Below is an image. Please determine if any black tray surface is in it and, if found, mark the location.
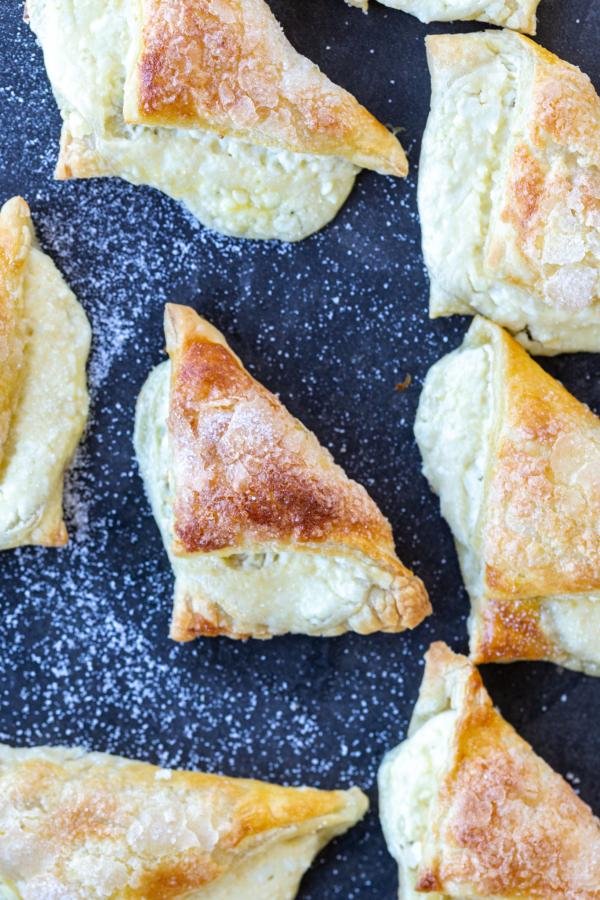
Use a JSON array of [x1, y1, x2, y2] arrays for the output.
[[1, 1, 599, 896]]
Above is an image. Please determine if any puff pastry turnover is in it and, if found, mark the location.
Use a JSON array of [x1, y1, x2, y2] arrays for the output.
[[379, 642, 600, 899], [345, 0, 540, 34], [415, 316, 600, 674], [0, 742, 367, 899], [419, 30, 600, 354], [26, 0, 407, 242], [0, 197, 90, 550], [135, 303, 430, 640]]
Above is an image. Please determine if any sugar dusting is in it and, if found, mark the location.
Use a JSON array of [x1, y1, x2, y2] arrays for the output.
[[1, 1, 600, 898]]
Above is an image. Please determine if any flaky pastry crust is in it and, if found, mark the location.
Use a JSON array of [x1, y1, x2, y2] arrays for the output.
[[420, 31, 600, 354], [380, 642, 600, 898], [135, 303, 429, 640], [416, 316, 600, 672], [123, 0, 407, 176], [0, 743, 367, 898], [0, 198, 31, 467]]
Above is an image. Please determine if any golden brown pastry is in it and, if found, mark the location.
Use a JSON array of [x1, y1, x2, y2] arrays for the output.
[[0, 742, 367, 898], [27, 0, 407, 242], [0, 200, 29, 466], [134, 303, 430, 640], [419, 30, 600, 354], [0, 197, 90, 550], [379, 642, 600, 899], [345, 0, 540, 34], [415, 316, 600, 674]]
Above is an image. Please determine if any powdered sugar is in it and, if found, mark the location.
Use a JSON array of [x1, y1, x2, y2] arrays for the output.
[[1, 1, 599, 897]]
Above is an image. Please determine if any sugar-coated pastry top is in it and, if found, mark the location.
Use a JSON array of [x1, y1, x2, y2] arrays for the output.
[[166, 305, 410, 567], [419, 30, 600, 354], [379, 642, 600, 899], [26, 0, 405, 241], [124, 0, 407, 176], [415, 316, 600, 674], [0, 198, 30, 466], [0, 743, 367, 899], [135, 304, 429, 640]]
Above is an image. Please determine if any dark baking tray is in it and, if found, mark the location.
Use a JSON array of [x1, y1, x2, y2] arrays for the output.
[[1, 1, 598, 896]]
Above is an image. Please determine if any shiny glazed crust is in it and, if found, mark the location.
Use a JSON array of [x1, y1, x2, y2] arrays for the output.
[[420, 31, 600, 354], [0, 743, 368, 898], [407, 643, 600, 897], [123, 0, 407, 176]]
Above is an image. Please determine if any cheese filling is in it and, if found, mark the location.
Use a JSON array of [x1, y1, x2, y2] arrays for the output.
[[378, 710, 457, 900], [414, 339, 493, 599], [135, 362, 398, 636], [0, 246, 90, 549]]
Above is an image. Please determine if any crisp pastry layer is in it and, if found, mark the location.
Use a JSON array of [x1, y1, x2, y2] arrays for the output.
[[345, 0, 539, 34], [0, 743, 367, 899], [0, 198, 90, 550], [379, 642, 600, 899], [27, 0, 406, 242], [415, 316, 600, 674], [134, 303, 430, 640], [419, 30, 600, 354]]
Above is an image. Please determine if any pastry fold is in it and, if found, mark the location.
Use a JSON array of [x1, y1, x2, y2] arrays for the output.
[[415, 316, 600, 674], [27, 0, 407, 242], [0, 743, 367, 898], [379, 642, 600, 899], [419, 30, 600, 354], [123, 0, 407, 176], [135, 303, 430, 640], [345, 0, 540, 34], [0, 197, 90, 550]]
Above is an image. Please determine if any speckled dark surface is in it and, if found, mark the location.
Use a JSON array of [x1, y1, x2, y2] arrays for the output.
[[0, 1, 599, 896]]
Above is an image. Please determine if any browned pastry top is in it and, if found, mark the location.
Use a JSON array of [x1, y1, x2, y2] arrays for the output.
[[166, 304, 414, 579], [124, 0, 408, 175]]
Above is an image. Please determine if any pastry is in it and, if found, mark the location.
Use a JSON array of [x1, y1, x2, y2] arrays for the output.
[[26, 0, 407, 243], [414, 316, 600, 674], [379, 642, 600, 899], [0, 197, 90, 550], [419, 30, 600, 354], [135, 303, 430, 640], [0, 742, 367, 898], [345, 0, 540, 34]]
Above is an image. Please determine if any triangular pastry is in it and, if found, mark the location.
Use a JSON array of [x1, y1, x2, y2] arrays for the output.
[[0, 743, 367, 898], [27, 0, 407, 242], [0, 197, 90, 550], [419, 30, 600, 354], [379, 642, 600, 899], [135, 303, 430, 640], [345, 0, 540, 34], [415, 316, 600, 674]]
